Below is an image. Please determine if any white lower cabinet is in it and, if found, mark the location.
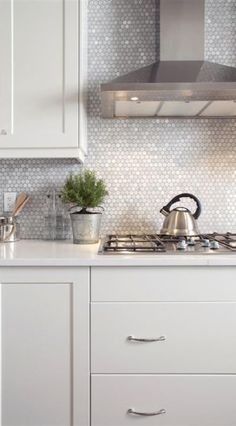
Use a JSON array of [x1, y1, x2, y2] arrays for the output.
[[91, 266, 236, 426], [0, 267, 90, 426], [1, 265, 236, 426], [92, 375, 236, 426]]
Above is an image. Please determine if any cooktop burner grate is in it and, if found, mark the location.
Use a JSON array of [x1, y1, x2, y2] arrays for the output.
[[103, 234, 166, 253], [203, 233, 236, 251], [100, 232, 236, 254]]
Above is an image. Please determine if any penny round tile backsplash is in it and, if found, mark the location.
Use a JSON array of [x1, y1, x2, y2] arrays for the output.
[[0, 0, 236, 239]]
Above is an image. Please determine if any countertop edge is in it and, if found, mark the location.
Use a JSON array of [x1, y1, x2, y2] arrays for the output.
[[0, 240, 236, 266]]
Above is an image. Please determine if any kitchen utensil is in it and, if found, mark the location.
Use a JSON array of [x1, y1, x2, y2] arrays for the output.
[[13, 192, 27, 211], [12, 193, 30, 217], [13, 196, 30, 216], [160, 193, 202, 237]]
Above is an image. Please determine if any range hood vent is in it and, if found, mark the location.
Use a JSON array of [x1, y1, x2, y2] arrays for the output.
[[101, 0, 236, 118]]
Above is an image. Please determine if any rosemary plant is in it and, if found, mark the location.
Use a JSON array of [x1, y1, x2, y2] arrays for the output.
[[61, 170, 108, 214]]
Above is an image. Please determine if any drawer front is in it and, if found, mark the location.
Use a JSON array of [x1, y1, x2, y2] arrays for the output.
[[91, 267, 236, 302], [91, 302, 236, 373], [91, 375, 236, 426]]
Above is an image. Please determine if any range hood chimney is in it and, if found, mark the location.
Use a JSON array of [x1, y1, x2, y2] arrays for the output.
[[101, 0, 236, 118]]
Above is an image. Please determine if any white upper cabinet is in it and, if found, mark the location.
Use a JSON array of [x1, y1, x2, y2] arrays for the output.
[[0, 0, 87, 160]]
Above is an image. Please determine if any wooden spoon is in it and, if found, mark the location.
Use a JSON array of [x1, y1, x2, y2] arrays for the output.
[[12, 193, 30, 217]]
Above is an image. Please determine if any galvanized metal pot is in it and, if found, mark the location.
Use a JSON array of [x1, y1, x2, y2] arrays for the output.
[[70, 212, 102, 244]]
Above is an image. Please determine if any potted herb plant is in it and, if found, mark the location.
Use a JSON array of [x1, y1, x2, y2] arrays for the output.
[[61, 170, 108, 244]]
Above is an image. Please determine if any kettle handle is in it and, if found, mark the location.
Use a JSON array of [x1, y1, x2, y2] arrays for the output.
[[161, 193, 202, 219]]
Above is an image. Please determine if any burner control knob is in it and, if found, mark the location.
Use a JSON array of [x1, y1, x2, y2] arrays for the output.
[[202, 239, 210, 248], [210, 240, 220, 250], [177, 240, 187, 250], [188, 237, 196, 246]]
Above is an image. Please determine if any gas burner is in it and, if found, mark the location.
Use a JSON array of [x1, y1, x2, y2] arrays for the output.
[[102, 234, 166, 253], [99, 233, 236, 254], [203, 233, 236, 251]]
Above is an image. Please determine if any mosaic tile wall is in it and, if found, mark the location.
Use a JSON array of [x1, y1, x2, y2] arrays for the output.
[[0, 0, 236, 239]]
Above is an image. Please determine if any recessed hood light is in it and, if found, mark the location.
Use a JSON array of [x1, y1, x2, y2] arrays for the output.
[[101, 0, 236, 119]]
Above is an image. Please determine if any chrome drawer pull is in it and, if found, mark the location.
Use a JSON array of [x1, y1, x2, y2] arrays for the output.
[[128, 408, 166, 417], [127, 335, 166, 343]]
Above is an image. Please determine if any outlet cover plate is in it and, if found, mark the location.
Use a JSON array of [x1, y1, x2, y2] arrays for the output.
[[3, 192, 17, 213]]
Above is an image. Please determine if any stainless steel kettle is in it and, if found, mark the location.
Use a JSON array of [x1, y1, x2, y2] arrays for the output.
[[160, 193, 202, 237]]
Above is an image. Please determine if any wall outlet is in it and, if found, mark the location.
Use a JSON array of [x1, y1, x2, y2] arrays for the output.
[[3, 192, 17, 213]]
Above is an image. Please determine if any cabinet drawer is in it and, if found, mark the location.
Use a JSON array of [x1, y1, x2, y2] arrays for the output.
[[91, 302, 236, 373], [91, 267, 236, 302], [91, 375, 236, 426]]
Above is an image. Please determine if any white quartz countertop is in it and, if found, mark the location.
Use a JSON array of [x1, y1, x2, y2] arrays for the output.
[[0, 240, 236, 266]]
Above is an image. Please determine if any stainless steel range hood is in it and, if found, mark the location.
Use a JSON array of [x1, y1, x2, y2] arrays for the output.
[[101, 0, 236, 118]]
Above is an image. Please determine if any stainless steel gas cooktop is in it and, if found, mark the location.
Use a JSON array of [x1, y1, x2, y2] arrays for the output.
[[99, 233, 236, 255]]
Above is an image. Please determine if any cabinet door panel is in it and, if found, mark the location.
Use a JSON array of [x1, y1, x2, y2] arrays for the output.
[[92, 302, 236, 373], [14, 0, 64, 135], [0, 0, 11, 135], [92, 375, 236, 426], [91, 266, 236, 302], [0, 266, 90, 426], [1, 283, 71, 426], [0, 0, 86, 159]]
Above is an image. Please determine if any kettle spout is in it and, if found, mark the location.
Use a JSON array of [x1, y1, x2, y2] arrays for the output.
[[160, 208, 169, 217]]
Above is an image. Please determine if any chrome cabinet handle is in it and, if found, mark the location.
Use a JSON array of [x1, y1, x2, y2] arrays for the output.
[[128, 408, 166, 417], [127, 335, 166, 342]]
